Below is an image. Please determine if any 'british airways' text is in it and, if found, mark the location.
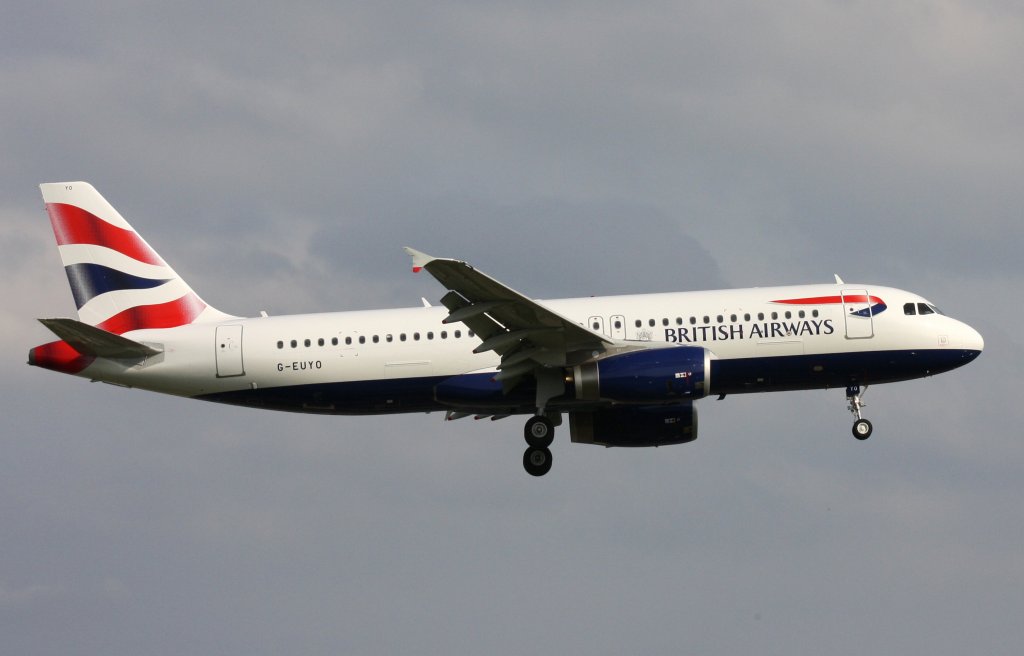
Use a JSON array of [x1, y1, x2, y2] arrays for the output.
[[663, 319, 835, 343]]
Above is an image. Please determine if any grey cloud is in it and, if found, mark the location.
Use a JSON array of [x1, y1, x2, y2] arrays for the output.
[[307, 195, 725, 300]]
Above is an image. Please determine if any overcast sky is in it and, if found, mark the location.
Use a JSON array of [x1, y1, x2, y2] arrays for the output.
[[2, 2, 1022, 654]]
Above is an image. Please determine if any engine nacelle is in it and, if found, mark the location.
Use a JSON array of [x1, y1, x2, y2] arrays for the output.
[[570, 404, 698, 447], [571, 346, 710, 404]]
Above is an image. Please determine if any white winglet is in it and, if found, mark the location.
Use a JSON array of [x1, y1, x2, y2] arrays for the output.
[[403, 247, 435, 273], [834, 274, 845, 284]]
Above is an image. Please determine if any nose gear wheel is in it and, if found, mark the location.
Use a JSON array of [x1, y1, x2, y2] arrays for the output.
[[846, 385, 873, 440]]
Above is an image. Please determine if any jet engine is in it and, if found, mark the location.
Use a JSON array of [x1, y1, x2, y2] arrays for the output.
[[569, 346, 711, 404]]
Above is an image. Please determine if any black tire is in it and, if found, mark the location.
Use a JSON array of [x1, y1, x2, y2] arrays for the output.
[[852, 419, 873, 440], [523, 447, 553, 477], [524, 415, 554, 448]]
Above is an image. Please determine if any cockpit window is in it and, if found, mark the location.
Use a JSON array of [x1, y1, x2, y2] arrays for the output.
[[917, 303, 934, 315], [904, 302, 917, 315]]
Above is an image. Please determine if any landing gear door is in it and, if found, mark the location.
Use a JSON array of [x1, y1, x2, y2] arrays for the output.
[[841, 289, 874, 339], [215, 325, 245, 377]]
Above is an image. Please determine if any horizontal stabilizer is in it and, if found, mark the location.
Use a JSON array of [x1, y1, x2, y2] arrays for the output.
[[38, 318, 162, 358]]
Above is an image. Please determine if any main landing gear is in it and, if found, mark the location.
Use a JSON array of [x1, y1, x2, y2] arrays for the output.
[[846, 385, 873, 440], [523, 415, 554, 477]]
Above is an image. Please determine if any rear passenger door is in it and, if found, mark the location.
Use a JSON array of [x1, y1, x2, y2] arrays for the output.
[[215, 325, 245, 377]]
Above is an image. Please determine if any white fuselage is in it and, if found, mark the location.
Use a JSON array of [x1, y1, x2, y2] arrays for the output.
[[76, 282, 984, 414]]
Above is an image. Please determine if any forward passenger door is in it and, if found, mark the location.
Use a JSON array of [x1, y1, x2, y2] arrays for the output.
[[842, 290, 875, 339]]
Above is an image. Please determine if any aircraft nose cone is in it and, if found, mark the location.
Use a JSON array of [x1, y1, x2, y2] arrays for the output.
[[962, 324, 984, 360]]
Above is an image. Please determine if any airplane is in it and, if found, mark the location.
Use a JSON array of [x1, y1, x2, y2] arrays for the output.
[[29, 182, 984, 476]]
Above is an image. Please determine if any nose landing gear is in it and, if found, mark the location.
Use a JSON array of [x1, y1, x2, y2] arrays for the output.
[[846, 385, 873, 440]]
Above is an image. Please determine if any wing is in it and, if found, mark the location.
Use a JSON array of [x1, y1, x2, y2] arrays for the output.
[[404, 247, 617, 392]]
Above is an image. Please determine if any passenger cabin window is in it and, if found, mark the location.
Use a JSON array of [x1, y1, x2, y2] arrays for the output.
[[277, 341, 284, 349]]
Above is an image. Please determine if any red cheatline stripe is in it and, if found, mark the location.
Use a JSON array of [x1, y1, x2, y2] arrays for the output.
[[46, 203, 166, 266], [772, 295, 883, 305], [95, 292, 207, 335], [771, 295, 842, 305]]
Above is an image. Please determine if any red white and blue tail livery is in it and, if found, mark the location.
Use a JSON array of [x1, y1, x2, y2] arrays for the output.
[[29, 182, 984, 476], [41, 182, 232, 330]]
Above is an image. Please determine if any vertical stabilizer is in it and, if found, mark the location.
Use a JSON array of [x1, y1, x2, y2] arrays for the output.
[[39, 182, 234, 334]]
